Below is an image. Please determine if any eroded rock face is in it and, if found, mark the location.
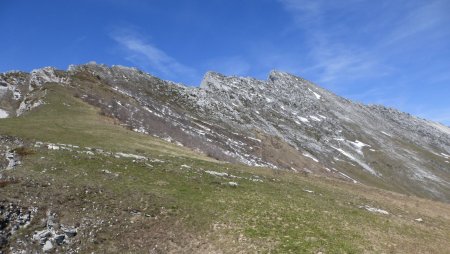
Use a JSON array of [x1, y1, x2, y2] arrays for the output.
[[0, 136, 24, 171], [31, 211, 78, 252], [1, 63, 449, 202], [0, 67, 68, 117], [0, 202, 37, 251]]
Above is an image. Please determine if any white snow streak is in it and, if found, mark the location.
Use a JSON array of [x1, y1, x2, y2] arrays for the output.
[[309, 116, 321, 122], [302, 152, 319, 163], [360, 205, 389, 215], [381, 131, 392, 137], [330, 145, 379, 176], [0, 109, 9, 118], [298, 116, 309, 123]]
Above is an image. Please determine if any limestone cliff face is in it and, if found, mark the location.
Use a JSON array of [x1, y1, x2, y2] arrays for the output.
[[1, 63, 449, 202]]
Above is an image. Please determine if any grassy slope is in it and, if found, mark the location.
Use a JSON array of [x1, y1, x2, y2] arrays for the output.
[[1, 85, 449, 253], [0, 85, 207, 159]]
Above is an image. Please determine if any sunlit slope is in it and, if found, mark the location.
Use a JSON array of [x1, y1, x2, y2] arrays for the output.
[[0, 84, 209, 160], [1, 83, 450, 253]]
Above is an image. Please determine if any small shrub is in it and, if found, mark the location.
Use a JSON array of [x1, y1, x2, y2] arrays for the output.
[[0, 179, 19, 188], [13, 147, 35, 156]]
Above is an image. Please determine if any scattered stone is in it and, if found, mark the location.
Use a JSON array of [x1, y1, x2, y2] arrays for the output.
[[414, 218, 423, 223], [205, 170, 229, 177], [61, 226, 77, 237], [4, 150, 20, 170], [42, 240, 53, 252], [54, 234, 65, 245], [30, 211, 78, 252], [0, 202, 37, 249], [47, 144, 60, 150], [228, 182, 238, 187], [33, 229, 52, 244]]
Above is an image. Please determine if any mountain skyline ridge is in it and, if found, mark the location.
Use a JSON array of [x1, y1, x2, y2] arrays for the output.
[[4, 61, 449, 128], [1, 0, 449, 125], [2, 62, 449, 202]]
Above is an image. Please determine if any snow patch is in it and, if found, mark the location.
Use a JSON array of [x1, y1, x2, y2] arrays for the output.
[[298, 116, 309, 123], [0, 108, 9, 118], [308, 88, 321, 99], [381, 131, 392, 137], [440, 153, 450, 159], [351, 140, 370, 149], [330, 145, 379, 176], [359, 205, 389, 215], [349, 140, 371, 155], [309, 116, 321, 122], [336, 170, 358, 183], [302, 152, 319, 163], [431, 151, 450, 160], [246, 136, 262, 143]]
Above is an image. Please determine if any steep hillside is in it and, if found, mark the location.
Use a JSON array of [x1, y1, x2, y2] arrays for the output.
[[0, 80, 449, 253], [2, 63, 448, 202]]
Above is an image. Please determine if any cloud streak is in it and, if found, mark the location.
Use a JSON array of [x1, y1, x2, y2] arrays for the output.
[[278, 0, 388, 88], [278, 0, 450, 84], [278, 0, 450, 124], [111, 28, 195, 81]]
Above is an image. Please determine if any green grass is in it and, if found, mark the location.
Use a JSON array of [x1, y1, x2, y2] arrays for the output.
[[1, 85, 450, 253], [0, 84, 208, 160]]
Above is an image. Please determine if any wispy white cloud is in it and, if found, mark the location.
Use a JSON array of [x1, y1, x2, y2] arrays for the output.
[[278, 0, 322, 26], [278, 0, 388, 86], [110, 28, 196, 80], [383, 0, 450, 45], [278, 0, 449, 86], [303, 40, 389, 85], [277, 0, 450, 124]]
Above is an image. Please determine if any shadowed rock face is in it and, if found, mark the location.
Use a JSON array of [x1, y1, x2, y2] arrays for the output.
[[1, 63, 449, 202]]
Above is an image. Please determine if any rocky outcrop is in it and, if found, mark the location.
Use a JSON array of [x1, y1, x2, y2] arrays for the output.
[[0, 136, 24, 171], [31, 211, 78, 253], [0, 67, 68, 117], [1, 63, 449, 202], [0, 202, 37, 252]]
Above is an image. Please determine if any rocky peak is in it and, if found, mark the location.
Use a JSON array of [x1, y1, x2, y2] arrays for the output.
[[199, 71, 231, 91], [268, 70, 297, 82], [30, 67, 68, 89]]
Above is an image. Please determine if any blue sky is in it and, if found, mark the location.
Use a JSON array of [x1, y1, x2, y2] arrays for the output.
[[1, 0, 449, 125]]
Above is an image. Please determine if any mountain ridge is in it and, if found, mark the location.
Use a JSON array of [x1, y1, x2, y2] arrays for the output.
[[1, 63, 449, 202]]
